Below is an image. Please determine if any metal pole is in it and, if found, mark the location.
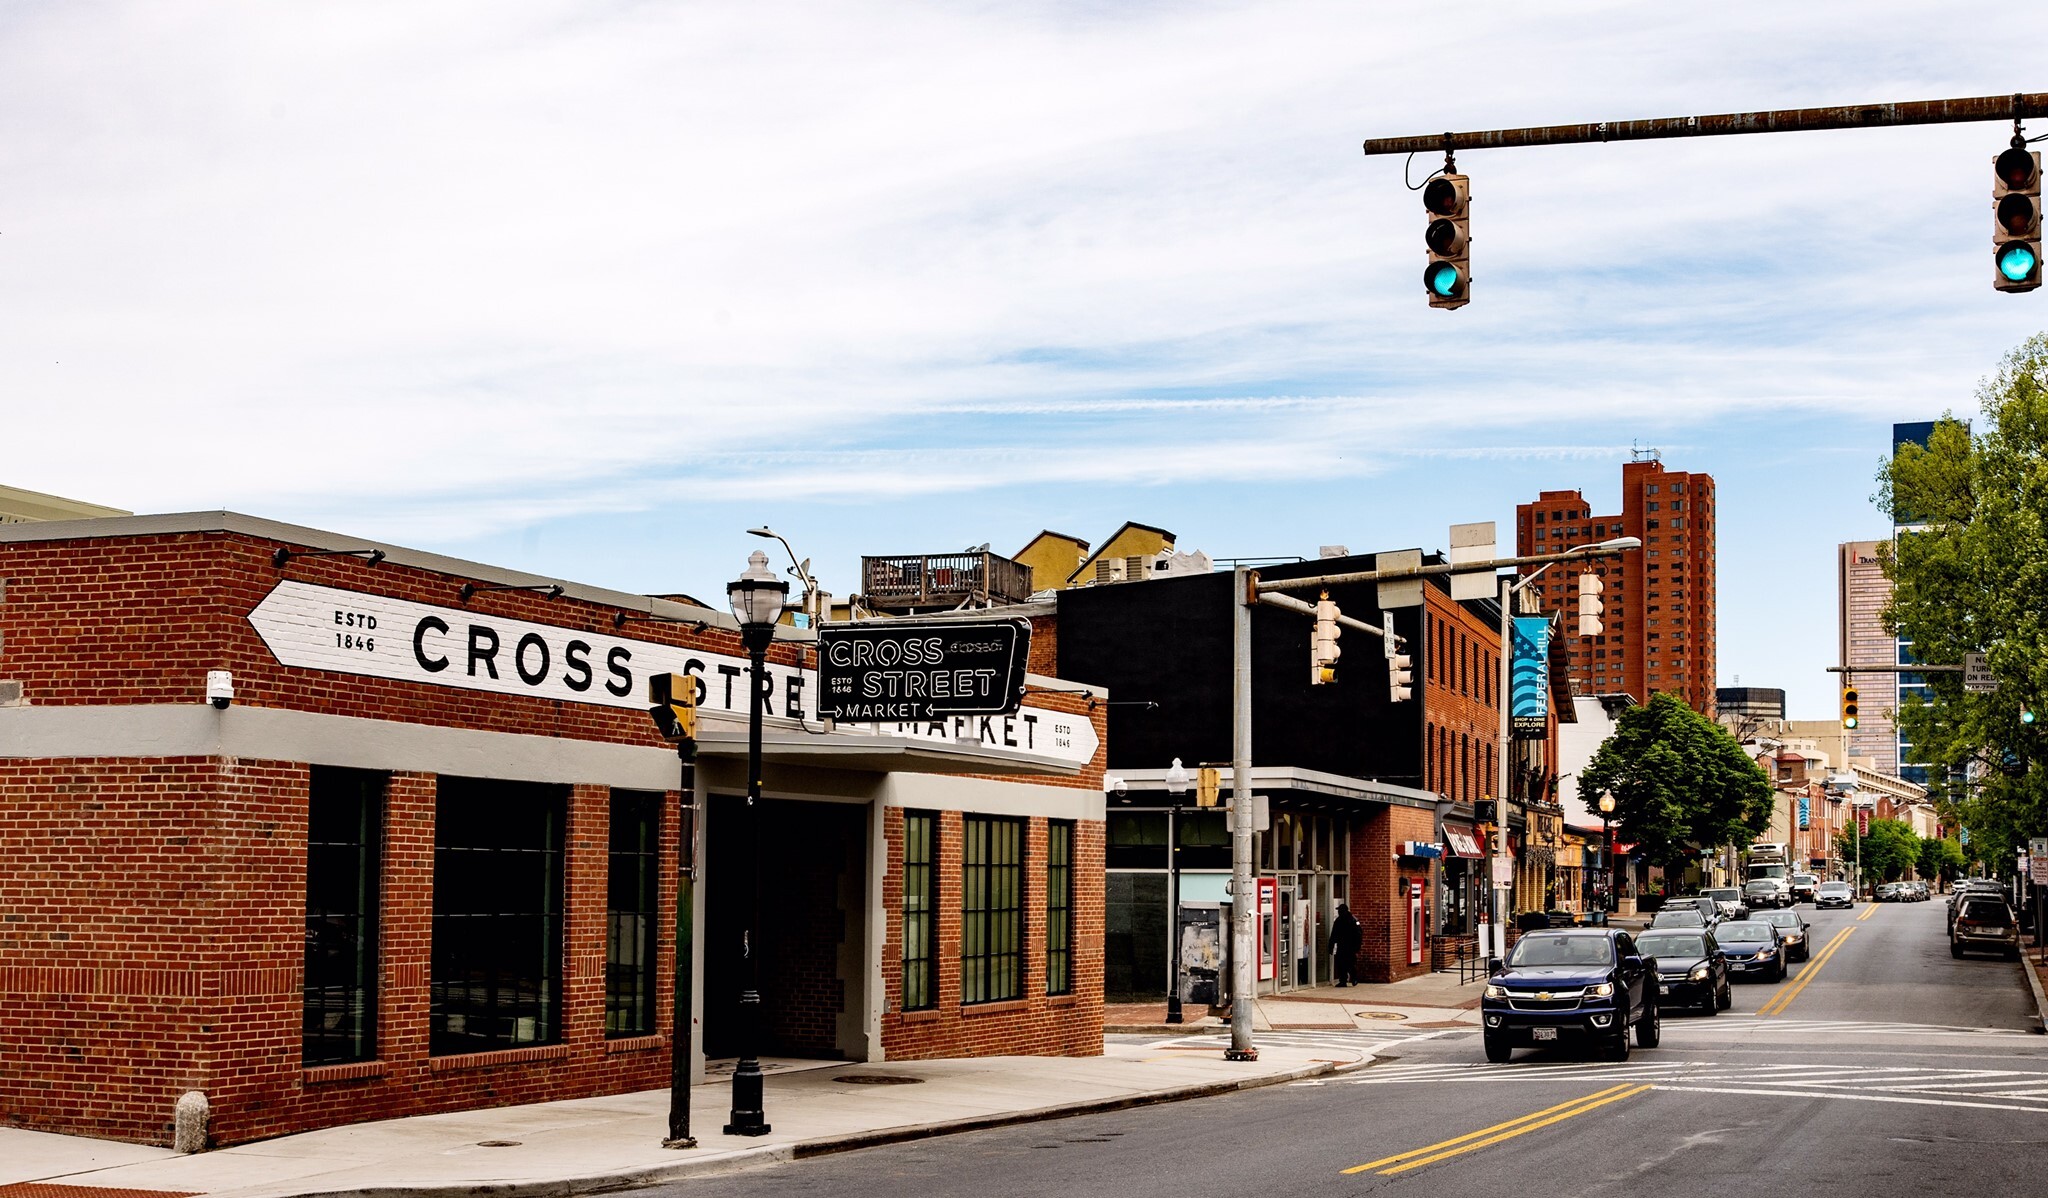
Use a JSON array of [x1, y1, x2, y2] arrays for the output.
[[1490, 573, 1513, 964], [664, 742, 698, 1149], [1165, 801, 1183, 1025], [1361, 92, 2048, 157], [723, 626, 773, 1136], [1227, 568, 1257, 1061]]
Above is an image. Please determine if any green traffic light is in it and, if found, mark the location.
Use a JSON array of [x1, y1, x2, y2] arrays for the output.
[[1998, 242, 2039, 283], [2023, 708, 2038, 726], [1425, 261, 1465, 297]]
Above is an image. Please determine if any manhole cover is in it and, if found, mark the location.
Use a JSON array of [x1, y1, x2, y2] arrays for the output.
[[833, 1073, 924, 1085], [1355, 1010, 1408, 1021], [476, 1140, 523, 1148]]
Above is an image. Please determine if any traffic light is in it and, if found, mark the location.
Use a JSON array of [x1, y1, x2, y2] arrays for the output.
[[1311, 593, 1342, 684], [2023, 707, 2038, 726], [1422, 173, 1470, 309], [1196, 766, 1221, 807], [1575, 571, 1604, 637], [1841, 685, 1860, 730], [1387, 646, 1414, 702], [1994, 144, 2042, 293], [647, 671, 699, 745]]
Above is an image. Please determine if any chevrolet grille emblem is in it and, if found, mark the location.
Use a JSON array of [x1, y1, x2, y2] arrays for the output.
[[1537, 991, 1552, 1001]]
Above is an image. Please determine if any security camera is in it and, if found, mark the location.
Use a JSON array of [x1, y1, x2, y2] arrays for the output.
[[1107, 776, 1127, 797], [205, 670, 234, 710]]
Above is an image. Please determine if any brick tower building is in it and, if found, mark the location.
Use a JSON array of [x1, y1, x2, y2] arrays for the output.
[[1513, 457, 1718, 717]]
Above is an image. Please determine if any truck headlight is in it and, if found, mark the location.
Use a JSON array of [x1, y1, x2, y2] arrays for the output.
[[1484, 984, 1508, 999], [1586, 982, 1614, 998]]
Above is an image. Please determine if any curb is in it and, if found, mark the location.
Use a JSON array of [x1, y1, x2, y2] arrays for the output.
[[2022, 939, 2048, 1034], [268, 1057, 1351, 1198]]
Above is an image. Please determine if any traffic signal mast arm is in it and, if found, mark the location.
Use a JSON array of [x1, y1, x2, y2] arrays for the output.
[[1256, 589, 1400, 643], [1362, 92, 2048, 156], [1253, 538, 1639, 597]]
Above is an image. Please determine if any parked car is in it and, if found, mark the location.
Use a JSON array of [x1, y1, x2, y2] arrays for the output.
[[1906, 881, 1930, 902], [1715, 919, 1788, 982], [1758, 908, 1812, 961], [1703, 887, 1751, 922], [1951, 897, 2021, 959], [1948, 879, 2006, 932], [1745, 878, 1793, 909], [1791, 873, 1821, 904], [1635, 928, 1731, 1015], [1876, 882, 1901, 902], [1482, 929, 1661, 1063], [1649, 907, 1710, 929], [1816, 880, 1854, 909]]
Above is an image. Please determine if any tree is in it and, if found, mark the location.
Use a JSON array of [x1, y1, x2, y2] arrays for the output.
[[1834, 818, 1921, 885], [1877, 334, 2048, 867], [1577, 693, 1775, 875], [1918, 835, 1966, 884]]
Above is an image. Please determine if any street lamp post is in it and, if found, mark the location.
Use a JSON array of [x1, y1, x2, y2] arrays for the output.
[[1598, 793, 1616, 914], [723, 550, 787, 1138], [1164, 758, 1190, 1024]]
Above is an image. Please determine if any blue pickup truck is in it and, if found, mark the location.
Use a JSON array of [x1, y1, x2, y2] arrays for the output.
[[1481, 928, 1661, 1063]]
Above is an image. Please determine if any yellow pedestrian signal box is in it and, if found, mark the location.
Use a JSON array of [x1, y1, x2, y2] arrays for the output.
[[648, 672, 699, 744]]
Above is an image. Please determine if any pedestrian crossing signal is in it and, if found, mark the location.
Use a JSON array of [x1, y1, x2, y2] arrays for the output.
[[648, 672, 699, 745]]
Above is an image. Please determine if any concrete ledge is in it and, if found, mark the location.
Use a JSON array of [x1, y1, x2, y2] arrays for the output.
[[2022, 940, 2048, 1034]]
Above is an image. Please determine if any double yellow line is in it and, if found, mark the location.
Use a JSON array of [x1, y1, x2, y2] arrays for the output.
[[1342, 1083, 1655, 1175], [1858, 902, 1881, 921], [1758, 925, 1856, 1016]]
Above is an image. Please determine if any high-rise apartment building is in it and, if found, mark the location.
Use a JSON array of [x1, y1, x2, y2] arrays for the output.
[[1514, 457, 1718, 715], [1838, 539, 1898, 773]]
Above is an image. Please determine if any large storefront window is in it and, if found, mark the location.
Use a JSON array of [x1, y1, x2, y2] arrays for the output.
[[1046, 820, 1074, 995], [902, 811, 937, 1011], [431, 778, 566, 1054], [605, 791, 660, 1038], [961, 815, 1024, 1004], [304, 767, 383, 1065]]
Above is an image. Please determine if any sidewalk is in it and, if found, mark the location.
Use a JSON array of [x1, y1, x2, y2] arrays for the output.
[[0, 1033, 1375, 1198], [1107, 968, 1486, 1034]]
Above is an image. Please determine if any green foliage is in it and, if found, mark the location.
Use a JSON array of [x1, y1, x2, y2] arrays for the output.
[[1577, 693, 1774, 867], [1877, 333, 2048, 864], [1834, 818, 1921, 884], [1918, 835, 1966, 883]]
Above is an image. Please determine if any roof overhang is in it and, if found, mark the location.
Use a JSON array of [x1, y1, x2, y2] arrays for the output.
[[1110, 765, 1441, 810], [693, 728, 1082, 777]]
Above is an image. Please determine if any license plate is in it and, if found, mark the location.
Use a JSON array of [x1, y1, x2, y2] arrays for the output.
[[1532, 1027, 1558, 1041]]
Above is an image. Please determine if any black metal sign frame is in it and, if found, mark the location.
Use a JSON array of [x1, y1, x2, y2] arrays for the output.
[[817, 619, 1030, 722]]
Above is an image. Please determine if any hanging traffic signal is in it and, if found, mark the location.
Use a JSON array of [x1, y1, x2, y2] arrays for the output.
[[1386, 647, 1414, 702], [2022, 707, 2038, 726], [648, 671, 699, 745], [1311, 592, 1342, 684], [1993, 144, 2041, 293], [1841, 685, 1860, 730], [1422, 173, 1470, 309], [1576, 571, 1604, 637]]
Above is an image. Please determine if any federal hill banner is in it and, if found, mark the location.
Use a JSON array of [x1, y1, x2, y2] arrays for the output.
[[1509, 615, 1551, 737], [247, 582, 1091, 767], [817, 619, 1030, 721]]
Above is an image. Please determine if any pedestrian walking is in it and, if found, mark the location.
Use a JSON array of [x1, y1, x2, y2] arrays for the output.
[[1330, 903, 1362, 987]]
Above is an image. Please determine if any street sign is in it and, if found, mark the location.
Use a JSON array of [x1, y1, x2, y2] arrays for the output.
[[816, 619, 1029, 721], [1965, 652, 1998, 693]]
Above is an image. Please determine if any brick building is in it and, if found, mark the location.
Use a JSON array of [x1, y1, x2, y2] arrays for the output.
[[1515, 456, 1718, 717], [0, 512, 1107, 1147]]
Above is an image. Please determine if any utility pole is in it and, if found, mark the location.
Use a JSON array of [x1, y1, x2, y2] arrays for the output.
[[1227, 567, 1257, 1061]]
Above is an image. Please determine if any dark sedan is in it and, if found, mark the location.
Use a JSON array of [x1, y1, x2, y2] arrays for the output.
[[1481, 929, 1661, 1063], [1758, 909, 1811, 962], [1715, 919, 1788, 982], [1635, 928, 1730, 1015]]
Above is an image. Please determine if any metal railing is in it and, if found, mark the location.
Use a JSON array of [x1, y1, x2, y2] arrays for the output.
[[860, 552, 1034, 611]]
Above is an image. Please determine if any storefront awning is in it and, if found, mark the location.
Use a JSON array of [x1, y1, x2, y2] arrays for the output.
[[694, 728, 1084, 777], [1443, 824, 1484, 858]]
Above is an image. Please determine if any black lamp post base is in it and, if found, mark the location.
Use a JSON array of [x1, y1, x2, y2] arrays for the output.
[[722, 1122, 772, 1137]]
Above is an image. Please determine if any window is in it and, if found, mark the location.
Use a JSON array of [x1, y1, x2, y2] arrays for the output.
[[902, 811, 937, 1011], [1046, 821, 1074, 995], [305, 768, 383, 1066], [431, 778, 566, 1055], [605, 791, 660, 1038], [962, 816, 1025, 1004]]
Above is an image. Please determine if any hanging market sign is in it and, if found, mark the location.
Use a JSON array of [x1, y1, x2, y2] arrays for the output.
[[816, 619, 1030, 721], [1509, 615, 1551, 737], [247, 582, 1090, 766]]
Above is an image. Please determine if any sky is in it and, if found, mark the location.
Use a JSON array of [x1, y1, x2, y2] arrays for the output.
[[5, 1, 2044, 720]]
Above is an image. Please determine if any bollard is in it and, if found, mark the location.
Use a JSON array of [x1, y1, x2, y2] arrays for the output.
[[173, 1091, 209, 1154]]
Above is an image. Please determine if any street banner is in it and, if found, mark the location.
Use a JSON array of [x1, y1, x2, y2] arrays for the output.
[[1510, 616, 1551, 737]]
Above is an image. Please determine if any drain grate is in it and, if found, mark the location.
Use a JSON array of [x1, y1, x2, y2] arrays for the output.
[[832, 1073, 924, 1085]]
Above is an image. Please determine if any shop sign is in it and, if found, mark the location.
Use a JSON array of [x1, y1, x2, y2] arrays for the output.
[[248, 582, 1093, 766], [816, 619, 1029, 721], [1509, 616, 1550, 737]]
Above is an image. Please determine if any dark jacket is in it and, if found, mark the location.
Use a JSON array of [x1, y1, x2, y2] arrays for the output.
[[1330, 911, 1363, 952]]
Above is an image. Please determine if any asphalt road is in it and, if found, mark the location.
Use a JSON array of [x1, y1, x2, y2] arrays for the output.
[[656, 899, 2047, 1197]]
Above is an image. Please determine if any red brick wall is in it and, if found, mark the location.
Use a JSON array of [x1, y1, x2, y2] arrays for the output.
[[877, 808, 1104, 1060], [1348, 805, 1438, 983]]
